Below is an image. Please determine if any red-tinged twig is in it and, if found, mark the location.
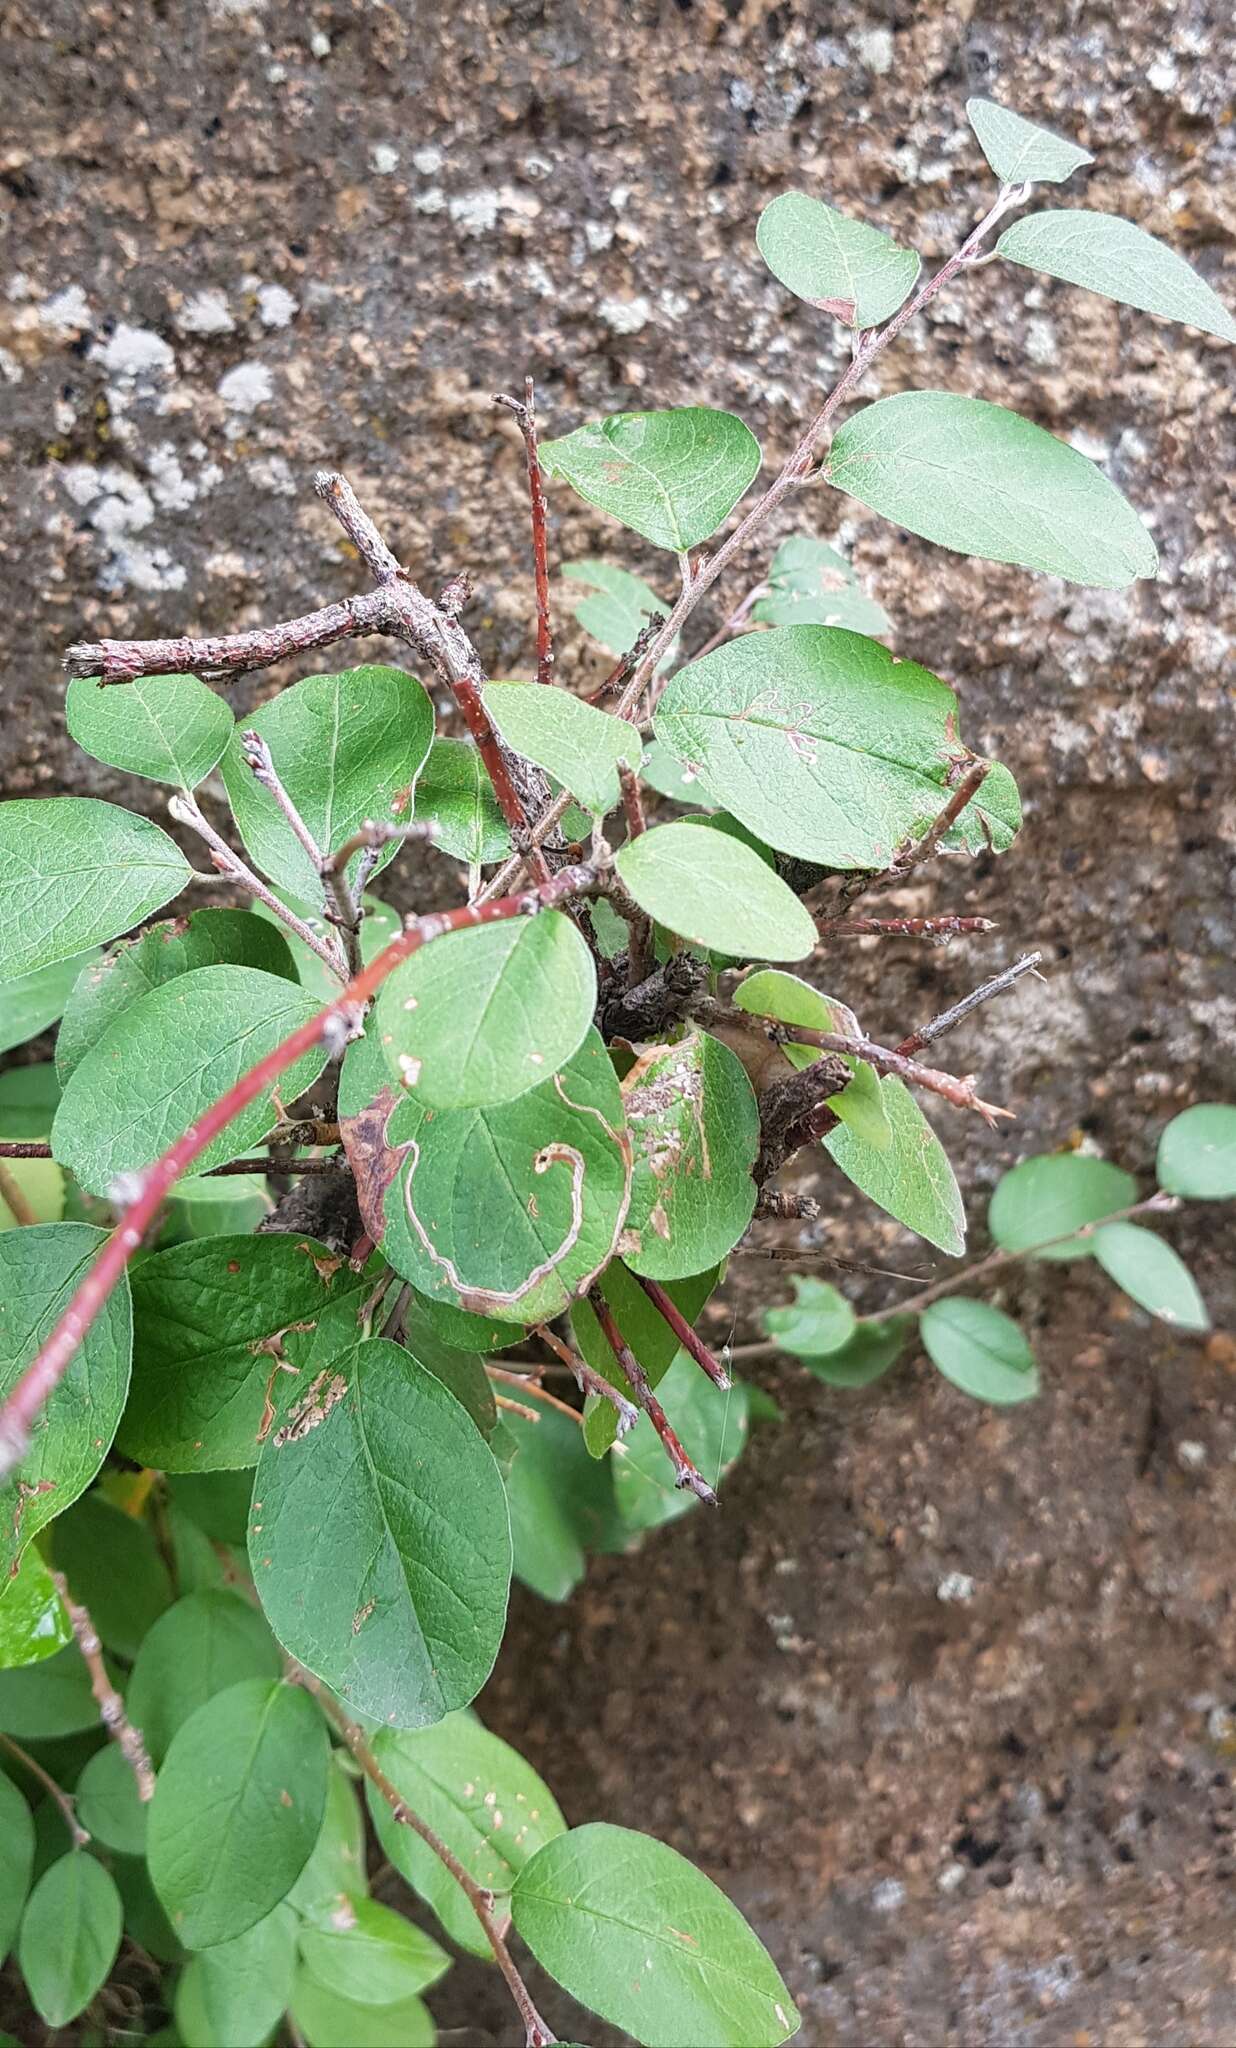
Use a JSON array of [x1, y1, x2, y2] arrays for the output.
[[820, 915, 996, 940], [485, 1364, 583, 1427], [50, 1571, 155, 1802], [0, 863, 603, 1479], [0, 1731, 90, 1846], [0, 1161, 36, 1227], [495, 381, 555, 688], [291, 1666, 558, 2048], [532, 1321, 639, 1438], [586, 1288, 717, 1503], [895, 952, 1043, 1058], [168, 791, 348, 981], [0, 1143, 51, 1160], [776, 1024, 1010, 1124], [632, 1273, 731, 1391]]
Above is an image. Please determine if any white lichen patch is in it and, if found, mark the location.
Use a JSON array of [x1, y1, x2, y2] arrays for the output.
[[91, 324, 175, 380], [257, 282, 299, 328], [175, 289, 234, 337], [218, 361, 274, 411], [38, 285, 92, 333]]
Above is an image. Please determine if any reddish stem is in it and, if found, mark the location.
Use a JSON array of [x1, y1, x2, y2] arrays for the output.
[[496, 381, 555, 688], [632, 1274, 730, 1391], [587, 1289, 717, 1504]]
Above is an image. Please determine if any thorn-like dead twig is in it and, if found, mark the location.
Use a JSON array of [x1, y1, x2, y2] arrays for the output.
[[168, 790, 349, 982], [494, 380, 555, 688], [895, 952, 1044, 1057], [586, 1287, 718, 1502], [631, 1274, 731, 1390]]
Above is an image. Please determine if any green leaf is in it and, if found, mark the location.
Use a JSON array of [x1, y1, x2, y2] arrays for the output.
[[1092, 1222, 1209, 1331], [127, 1590, 282, 1766], [541, 408, 761, 553], [0, 1774, 34, 1966], [987, 1153, 1136, 1260], [734, 969, 892, 1148], [615, 821, 816, 961], [0, 1064, 61, 1140], [17, 1851, 123, 2026], [621, 1032, 758, 1278], [612, 1356, 749, 1535], [562, 559, 675, 665], [122, 1235, 374, 1472], [290, 1974, 436, 2048], [512, 1823, 799, 2047], [66, 673, 233, 788], [502, 1404, 622, 1599], [166, 1168, 271, 1243], [573, 1262, 719, 1458], [178, 1903, 298, 2048], [299, 1897, 449, 2005], [824, 1078, 965, 1255], [0, 798, 192, 979], [51, 1494, 171, 1659], [52, 964, 330, 1196], [757, 191, 920, 328], [654, 628, 1015, 870], [220, 666, 434, 902], [148, 1677, 329, 1949], [1156, 1103, 1236, 1199], [797, 1316, 913, 1389], [405, 1288, 525, 1357], [825, 392, 1157, 589], [763, 1274, 856, 1357], [483, 682, 640, 815], [368, 1713, 566, 1957], [288, 1757, 368, 1924], [0, 1223, 132, 1578], [0, 1547, 71, 1670], [75, 1742, 149, 1855], [965, 98, 1093, 185], [167, 1468, 257, 1545], [0, 954, 98, 1057], [381, 1029, 631, 1326], [250, 1339, 512, 1728], [377, 912, 597, 1111], [413, 737, 511, 868], [997, 210, 1236, 344], [56, 907, 297, 1084], [920, 1298, 1039, 1405], [638, 740, 706, 804], [0, 1640, 101, 1738], [751, 535, 890, 636]]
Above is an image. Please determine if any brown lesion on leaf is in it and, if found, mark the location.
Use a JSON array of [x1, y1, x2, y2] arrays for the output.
[[352, 1599, 376, 1634], [9, 1476, 55, 1569], [339, 1083, 411, 1244], [273, 1369, 348, 1447]]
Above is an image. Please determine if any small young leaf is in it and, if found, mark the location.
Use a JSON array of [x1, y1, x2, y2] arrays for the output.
[[178, 1903, 298, 2048], [148, 1677, 329, 1949], [512, 1823, 799, 2047], [52, 963, 330, 1195], [751, 534, 890, 637], [798, 1316, 913, 1389], [1092, 1222, 1209, 1331], [0, 1546, 71, 1671], [611, 1356, 749, 1535], [920, 1297, 1039, 1405], [299, 1896, 449, 2005], [988, 1153, 1136, 1260], [289, 1974, 435, 2048], [368, 1713, 566, 1957], [826, 392, 1157, 589], [0, 1224, 132, 1579], [56, 907, 297, 1083], [621, 1032, 759, 1278], [734, 968, 892, 1148], [220, 666, 434, 902], [655, 627, 1014, 869], [75, 1743, 149, 1856], [483, 682, 640, 814], [997, 210, 1236, 344], [250, 1339, 512, 1728], [502, 1403, 623, 1600], [763, 1274, 856, 1357], [0, 1773, 34, 1964], [0, 798, 191, 980], [562, 559, 675, 665], [18, 1852, 123, 2026], [288, 1758, 368, 1924], [573, 1262, 719, 1458], [615, 821, 816, 961], [126, 1589, 282, 1765], [825, 1078, 965, 1255], [0, 953, 98, 1057], [965, 98, 1093, 185], [66, 673, 233, 788], [413, 736, 512, 867], [757, 191, 920, 327], [51, 1494, 171, 1659], [1156, 1103, 1236, 1200], [377, 912, 597, 1110], [541, 408, 761, 552]]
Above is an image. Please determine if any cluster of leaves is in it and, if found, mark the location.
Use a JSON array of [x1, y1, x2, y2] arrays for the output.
[[0, 95, 1233, 2046]]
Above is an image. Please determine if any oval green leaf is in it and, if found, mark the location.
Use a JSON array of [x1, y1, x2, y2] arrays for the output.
[[757, 191, 920, 327], [615, 821, 816, 961], [0, 1773, 34, 1964], [751, 534, 890, 636], [563, 559, 675, 665], [0, 1223, 132, 1578], [483, 682, 640, 814], [250, 1339, 512, 1728], [965, 98, 1093, 185], [0, 798, 191, 980], [0, 1640, 100, 1738], [299, 1896, 449, 2005], [796, 1316, 913, 1389], [1156, 1103, 1236, 1200], [17, 1851, 123, 2027], [290, 1974, 435, 2048], [178, 1903, 298, 2048], [52, 963, 330, 1195], [920, 1297, 1039, 1405], [826, 392, 1157, 589], [288, 1757, 368, 1924], [51, 1493, 171, 1659], [511, 1822, 800, 2048], [377, 912, 597, 1111], [762, 1274, 856, 1358], [621, 1032, 758, 1279], [148, 1677, 329, 1949], [541, 408, 761, 553], [127, 1589, 282, 1766], [66, 673, 233, 788], [988, 1153, 1136, 1260], [1092, 1221, 1208, 1331], [824, 1077, 965, 1255], [75, 1742, 150, 1856], [997, 210, 1236, 344], [413, 736, 511, 867], [0, 952, 98, 1057], [0, 1546, 71, 1670]]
